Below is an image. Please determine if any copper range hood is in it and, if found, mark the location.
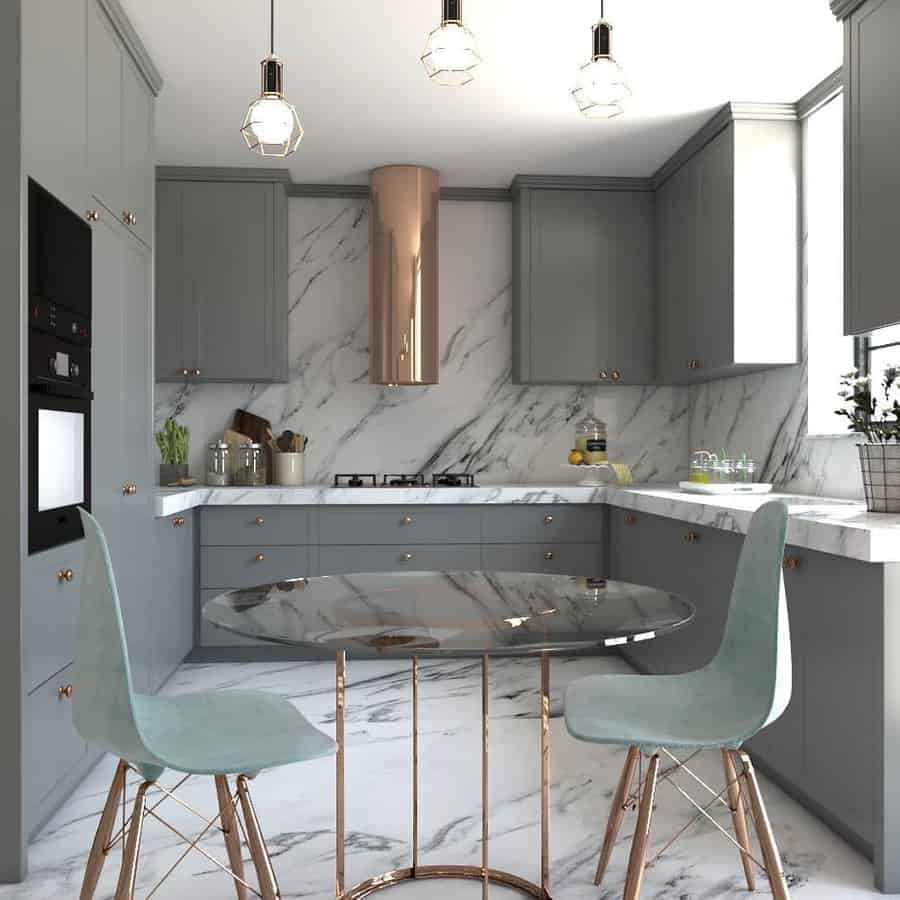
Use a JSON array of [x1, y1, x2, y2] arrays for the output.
[[369, 166, 440, 386]]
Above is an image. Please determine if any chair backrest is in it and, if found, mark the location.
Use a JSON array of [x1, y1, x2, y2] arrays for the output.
[[708, 500, 792, 737], [72, 508, 148, 762]]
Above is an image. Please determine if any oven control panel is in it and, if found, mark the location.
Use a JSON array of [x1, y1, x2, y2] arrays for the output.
[[29, 331, 91, 391], [30, 301, 90, 347]]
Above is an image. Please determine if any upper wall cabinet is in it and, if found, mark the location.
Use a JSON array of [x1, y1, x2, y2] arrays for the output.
[[87, 0, 155, 246], [654, 109, 801, 384], [155, 173, 289, 384], [512, 179, 654, 385], [837, 0, 900, 334]]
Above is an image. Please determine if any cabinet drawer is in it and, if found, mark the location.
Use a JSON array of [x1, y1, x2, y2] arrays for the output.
[[482, 506, 605, 543], [318, 544, 482, 575], [23, 543, 86, 694], [200, 546, 310, 589], [24, 665, 86, 826], [201, 508, 311, 546], [319, 507, 481, 545], [482, 543, 605, 576]]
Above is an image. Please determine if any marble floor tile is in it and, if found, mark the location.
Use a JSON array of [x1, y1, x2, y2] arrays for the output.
[[3, 657, 878, 899]]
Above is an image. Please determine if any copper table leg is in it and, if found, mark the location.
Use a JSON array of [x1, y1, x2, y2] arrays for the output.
[[336, 650, 346, 900], [540, 653, 550, 900]]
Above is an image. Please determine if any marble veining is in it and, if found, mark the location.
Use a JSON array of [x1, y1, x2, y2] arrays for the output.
[[6, 658, 875, 900], [155, 199, 690, 488]]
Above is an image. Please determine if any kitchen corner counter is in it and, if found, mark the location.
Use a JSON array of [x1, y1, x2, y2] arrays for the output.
[[154, 483, 900, 564]]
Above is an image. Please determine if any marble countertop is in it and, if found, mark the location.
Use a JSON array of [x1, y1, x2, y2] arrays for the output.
[[154, 483, 900, 564]]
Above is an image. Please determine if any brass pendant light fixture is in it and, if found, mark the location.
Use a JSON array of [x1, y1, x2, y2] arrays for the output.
[[241, 0, 304, 157], [572, 0, 631, 119], [421, 0, 482, 87]]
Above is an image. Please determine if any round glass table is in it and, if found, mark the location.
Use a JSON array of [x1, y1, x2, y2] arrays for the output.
[[204, 572, 693, 900]]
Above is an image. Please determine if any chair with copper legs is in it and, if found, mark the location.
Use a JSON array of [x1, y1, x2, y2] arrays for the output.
[[566, 501, 793, 899], [75, 509, 335, 899]]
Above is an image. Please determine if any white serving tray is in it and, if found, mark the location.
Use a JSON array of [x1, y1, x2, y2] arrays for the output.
[[678, 481, 773, 496]]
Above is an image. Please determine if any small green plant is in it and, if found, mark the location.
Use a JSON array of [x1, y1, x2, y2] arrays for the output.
[[836, 367, 900, 442], [155, 418, 189, 465]]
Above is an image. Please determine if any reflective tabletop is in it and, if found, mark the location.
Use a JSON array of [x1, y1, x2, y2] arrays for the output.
[[202, 571, 694, 656]]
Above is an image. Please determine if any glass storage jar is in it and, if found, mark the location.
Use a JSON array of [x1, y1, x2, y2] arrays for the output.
[[688, 450, 714, 484], [574, 414, 608, 464], [235, 442, 267, 487], [206, 441, 231, 486]]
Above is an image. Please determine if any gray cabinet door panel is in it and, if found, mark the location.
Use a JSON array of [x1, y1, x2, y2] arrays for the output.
[[318, 545, 482, 575], [202, 508, 311, 547], [481, 543, 605, 576], [319, 507, 480, 546], [482, 505, 605, 544], [201, 546, 311, 589], [121, 54, 154, 246], [23, 544, 86, 694], [24, 665, 86, 834], [154, 181, 187, 381]]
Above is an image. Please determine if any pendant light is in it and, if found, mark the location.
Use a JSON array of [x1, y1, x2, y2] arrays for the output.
[[241, 0, 303, 157], [572, 1, 631, 119], [421, 0, 482, 87]]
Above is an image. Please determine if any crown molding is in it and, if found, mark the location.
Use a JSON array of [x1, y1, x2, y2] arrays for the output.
[[728, 101, 799, 121], [97, 0, 163, 96], [796, 67, 843, 119], [510, 175, 654, 193], [287, 183, 368, 198], [441, 187, 512, 202], [831, 0, 867, 20], [157, 166, 292, 183]]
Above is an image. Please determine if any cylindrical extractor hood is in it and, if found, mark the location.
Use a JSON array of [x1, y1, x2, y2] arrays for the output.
[[369, 166, 440, 386]]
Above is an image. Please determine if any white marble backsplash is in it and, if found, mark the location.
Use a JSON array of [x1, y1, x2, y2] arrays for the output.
[[155, 199, 689, 486]]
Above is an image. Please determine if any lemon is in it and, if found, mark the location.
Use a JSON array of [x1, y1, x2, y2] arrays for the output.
[[568, 449, 585, 466]]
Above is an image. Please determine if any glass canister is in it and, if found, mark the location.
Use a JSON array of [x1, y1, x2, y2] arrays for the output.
[[206, 441, 231, 486], [574, 414, 608, 464], [735, 455, 757, 484], [235, 442, 267, 487], [688, 450, 714, 483]]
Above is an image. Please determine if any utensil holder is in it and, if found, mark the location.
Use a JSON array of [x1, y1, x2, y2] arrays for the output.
[[274, 452, 305, 486]]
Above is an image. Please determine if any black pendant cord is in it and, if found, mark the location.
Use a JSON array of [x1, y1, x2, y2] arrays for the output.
[[270, 0, 274, 55], [601, 0, 605, 19]]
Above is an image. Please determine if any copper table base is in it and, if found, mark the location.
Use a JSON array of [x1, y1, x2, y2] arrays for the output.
[[335, 651, 553, 900]]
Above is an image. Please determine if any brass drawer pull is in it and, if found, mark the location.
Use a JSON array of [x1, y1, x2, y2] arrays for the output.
[[544, 551, 555, 561], [179, 368, 190, 376], [192, 368, 201, 376], [58, 684, 74, 700], [85, 209, 100, 222], [122, 210, 137, 226], [254, 516, 266, 525], [122, 482, 138, 496], [173, 516, 185, 528], [684, 531, 700, 544], [624, 514, 638, 526], [611, 370, 622, 382], [783, 556, 802, 570], [543, 514, 554, 525], [402, 515, 415, 525], [254, 553, 265, 562], [687, 359, 703, 370], [401, 552, 414, 562], [598, 370, 609, 381], [57, 568, 75, 584]]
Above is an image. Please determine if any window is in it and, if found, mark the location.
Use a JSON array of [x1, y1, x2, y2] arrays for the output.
[[806, 92, 853, 436]]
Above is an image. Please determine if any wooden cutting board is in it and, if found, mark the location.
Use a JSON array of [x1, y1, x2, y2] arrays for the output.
[[231, 409, 275, 484]]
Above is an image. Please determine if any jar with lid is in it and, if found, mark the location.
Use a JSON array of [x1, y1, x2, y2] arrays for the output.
[[235, 442, 267, 487], [574, 414, 608, 464], [206, 441, 231, 487], [689, 450, 714, 484]]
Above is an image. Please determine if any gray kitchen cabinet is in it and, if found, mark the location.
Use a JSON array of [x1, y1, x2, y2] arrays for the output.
[[155, 175, 289, 383], [318, 544, 482, 575], [840, 0, 900, 333], [20, 0, 87, 214], [482, 505, 605, 544], [202, 507, 312, 547], [654, 111, 800, 383], [121, 52, 154, 246], [481, 543, 604, 576], [201, 546, 311, 590], [512, 179, 654, 385], [319, 506, 480, 545]]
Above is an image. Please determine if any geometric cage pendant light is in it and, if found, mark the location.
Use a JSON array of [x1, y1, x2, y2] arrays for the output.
[[241, 0, 304, 157], [572, 0, 631, 119], [421, 0, 482, 87]]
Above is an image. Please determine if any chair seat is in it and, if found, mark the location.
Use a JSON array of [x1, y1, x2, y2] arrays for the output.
[[565, 669, 768, 752], [129, 690, 335, 776]]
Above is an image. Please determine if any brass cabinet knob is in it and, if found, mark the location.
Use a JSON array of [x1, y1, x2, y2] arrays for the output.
[[684, 530, 700, 544], [544, 551, 555, 560], [598, 370, 609, 380], [687, 359, 703, 370], [543, 514, 554, 525], [122, 210, 136, 226], [624, 514, 638, 526], [85, 209, 100, 222], [122, 482, 138, 496], [58, 684, 74, 700], [192, 368, 201, 376], [254, 516, 266, 525], [611, 370, 622, 382], [402, 515, 415, 525], [179, 367, 190, 377], [173, 516, 185, 528], [401, 552, 414, 561], [254, 553, 265, 562], [783, 556, 802, 570], [57, 568, 75, 583]]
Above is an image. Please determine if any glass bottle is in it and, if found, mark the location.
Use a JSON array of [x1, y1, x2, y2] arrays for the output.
[[206, 441, 231, 487], [235, 442, 267, 487], [574, 414, 608, 464]]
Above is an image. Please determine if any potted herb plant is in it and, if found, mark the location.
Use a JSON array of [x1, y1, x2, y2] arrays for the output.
[[836, 367, 900, 512], [156, 418, 190, 486]]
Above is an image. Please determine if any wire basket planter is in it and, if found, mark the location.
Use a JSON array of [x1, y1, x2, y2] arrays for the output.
[[858, 444, 900, 513]]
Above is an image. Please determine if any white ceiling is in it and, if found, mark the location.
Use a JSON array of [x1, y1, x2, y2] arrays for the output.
[[122, 0, 843, 188]]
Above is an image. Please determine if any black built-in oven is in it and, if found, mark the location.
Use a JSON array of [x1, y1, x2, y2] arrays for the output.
[[27, 179, 92, 554]]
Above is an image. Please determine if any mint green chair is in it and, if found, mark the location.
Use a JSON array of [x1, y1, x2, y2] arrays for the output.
[[74, 509, 334, 900], [565, 501, 792, 900]]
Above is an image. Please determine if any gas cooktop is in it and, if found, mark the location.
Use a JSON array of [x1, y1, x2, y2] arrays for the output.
[[333, 473, 477, 488]]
